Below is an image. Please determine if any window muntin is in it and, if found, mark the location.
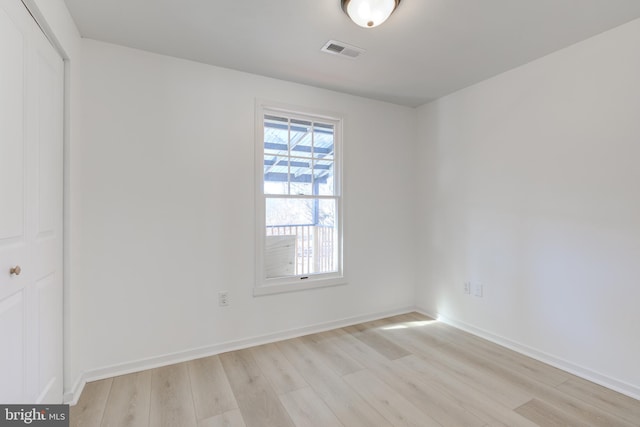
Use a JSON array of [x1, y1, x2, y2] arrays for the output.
[[256, 106, 343, 294]]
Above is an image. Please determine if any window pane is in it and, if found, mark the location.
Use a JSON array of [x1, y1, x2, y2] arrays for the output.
[[317, 199, 336, 227], [266, 198, 315, 227], [315, 199, 338, 273], [290, 158, 313, 195], [265, 197, 338, 277], [264, 156, 288, 194], [313, 160, 334, 195], [290, 119, 313, 158], [265, 114, 288, 123], [264, 115, 289, 156], [313, 122, 334, 160]]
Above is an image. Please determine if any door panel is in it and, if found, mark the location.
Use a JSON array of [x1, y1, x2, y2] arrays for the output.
[[0, 7, 26, 242], [36, 44, 61, 237], [0, 291, 25, 403], [36, 273, 62, 402], [0, 0, 64, 404], [31, 1, 64, 403]]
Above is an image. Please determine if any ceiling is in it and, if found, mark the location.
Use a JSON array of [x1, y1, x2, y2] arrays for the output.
[[62, 0, 640, 107]]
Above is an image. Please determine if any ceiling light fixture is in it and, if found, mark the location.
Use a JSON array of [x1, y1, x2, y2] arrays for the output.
[[341, 0, 401, 28]]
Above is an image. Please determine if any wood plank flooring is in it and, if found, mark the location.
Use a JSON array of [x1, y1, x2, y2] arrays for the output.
[[70, 313, 640, 427]]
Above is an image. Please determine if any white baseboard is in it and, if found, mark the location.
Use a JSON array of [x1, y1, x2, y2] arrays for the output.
[[414, 307, 640, 401], [64, 305, 415, 405], [64, 376, 85, 405]]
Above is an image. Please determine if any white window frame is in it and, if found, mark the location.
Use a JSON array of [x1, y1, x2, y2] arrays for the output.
[[254, 101, 345, 296]]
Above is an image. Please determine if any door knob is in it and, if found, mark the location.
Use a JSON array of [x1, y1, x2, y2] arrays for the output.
[[10, 265, 21, 276]]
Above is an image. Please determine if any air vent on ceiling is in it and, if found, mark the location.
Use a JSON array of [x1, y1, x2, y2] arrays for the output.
[[321, 40, 365, 59]]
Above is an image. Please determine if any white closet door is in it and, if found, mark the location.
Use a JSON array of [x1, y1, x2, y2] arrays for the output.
[[0, 0, 64, 404]]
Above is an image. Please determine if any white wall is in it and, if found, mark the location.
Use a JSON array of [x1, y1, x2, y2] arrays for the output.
[[416, 18, 640, 397], [73, 39, 417, 389]]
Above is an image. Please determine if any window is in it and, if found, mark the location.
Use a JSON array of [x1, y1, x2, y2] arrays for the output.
[[255, 103, 343, 295]]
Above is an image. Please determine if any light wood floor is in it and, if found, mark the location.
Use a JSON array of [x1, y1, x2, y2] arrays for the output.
[[70, 312, 640, 427]]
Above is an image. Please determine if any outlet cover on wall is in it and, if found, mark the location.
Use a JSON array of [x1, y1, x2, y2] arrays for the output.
[[464, 282, 471, 294], [218, 291, 229, 306], [473, 283, 483, 297]]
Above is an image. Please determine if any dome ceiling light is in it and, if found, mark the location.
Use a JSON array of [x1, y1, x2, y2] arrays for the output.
[[341, 0, 402, 28]]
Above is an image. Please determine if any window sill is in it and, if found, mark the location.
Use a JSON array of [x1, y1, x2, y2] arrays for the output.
[[253, 276, 346, 296]]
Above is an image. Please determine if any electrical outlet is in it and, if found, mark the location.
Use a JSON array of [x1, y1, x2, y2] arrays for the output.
[[473, 283, 483, 297], [464, 282, 471, 294], [218, 291, 229, 307]]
